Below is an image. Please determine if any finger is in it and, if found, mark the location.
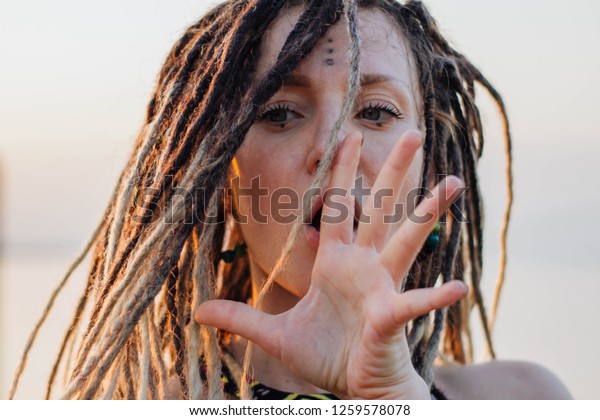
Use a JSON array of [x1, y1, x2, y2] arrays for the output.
[[379, 176, 464, 284], [387, 280, 467, 332], [356, 130, 421, 251], [194, 300, 279, 356], [320, 131, 362, 244]]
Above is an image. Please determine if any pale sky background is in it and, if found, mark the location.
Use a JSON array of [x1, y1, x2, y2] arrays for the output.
[[1, 0, 599, 399]]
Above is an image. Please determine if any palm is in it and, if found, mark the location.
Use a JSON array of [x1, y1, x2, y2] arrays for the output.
[[196, 131, 466, 399], [274, 245, 411, 397]]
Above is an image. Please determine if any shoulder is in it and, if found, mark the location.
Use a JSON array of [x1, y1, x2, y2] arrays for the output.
[[433, 360, 573, 400]]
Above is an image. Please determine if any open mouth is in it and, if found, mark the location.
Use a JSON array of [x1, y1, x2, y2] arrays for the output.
[[304, 194, 361, 250], [307, 198, 361, 232], [310, 206, 323, 231]]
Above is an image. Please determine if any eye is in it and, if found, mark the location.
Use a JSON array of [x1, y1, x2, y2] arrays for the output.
[[356, 101, 403, 127], [257, 103, 302, 128]]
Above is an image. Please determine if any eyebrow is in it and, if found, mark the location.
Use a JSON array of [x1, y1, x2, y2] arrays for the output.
[[361, 73, 398, 86], [282, 74, 312, 87], [282, 73, 401, 88]]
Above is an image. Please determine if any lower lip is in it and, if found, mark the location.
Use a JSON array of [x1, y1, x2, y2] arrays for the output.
[[304, 224, 320, 250], [303, 224, 359, 250]]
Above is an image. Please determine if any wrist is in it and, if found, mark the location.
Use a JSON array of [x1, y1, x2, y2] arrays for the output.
[[338, 375, 431, 400]]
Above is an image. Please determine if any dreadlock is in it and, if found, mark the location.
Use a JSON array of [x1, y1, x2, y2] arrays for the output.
[[9, 0, 513, 399]]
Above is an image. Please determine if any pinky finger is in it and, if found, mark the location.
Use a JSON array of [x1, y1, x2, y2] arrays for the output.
[[390, 280, 468, 329]]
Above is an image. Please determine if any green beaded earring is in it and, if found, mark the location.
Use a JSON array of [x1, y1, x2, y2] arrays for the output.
[[220, 242, 246, 263], [421, 223, 442, 255]]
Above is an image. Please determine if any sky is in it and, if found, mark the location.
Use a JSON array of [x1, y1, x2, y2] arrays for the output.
[[0, 0, 599, 399]]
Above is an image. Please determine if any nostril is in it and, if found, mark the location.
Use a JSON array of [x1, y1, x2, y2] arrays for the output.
[[313, 160, 321, 174]]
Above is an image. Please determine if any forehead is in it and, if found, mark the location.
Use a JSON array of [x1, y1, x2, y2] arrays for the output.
[[257, 6, 416, 90]]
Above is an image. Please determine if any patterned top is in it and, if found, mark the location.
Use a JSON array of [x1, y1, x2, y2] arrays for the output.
[[199, 355, 338, 400], [199, 354, 445, 400]]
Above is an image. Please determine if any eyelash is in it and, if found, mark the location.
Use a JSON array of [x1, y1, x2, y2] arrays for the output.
[[357, 101, 404, 120], [256, 101, 404, 126], [256, 103, 298, 120]]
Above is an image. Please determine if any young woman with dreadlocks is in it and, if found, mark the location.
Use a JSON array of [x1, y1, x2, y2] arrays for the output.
[[10, 0, 571, 400]]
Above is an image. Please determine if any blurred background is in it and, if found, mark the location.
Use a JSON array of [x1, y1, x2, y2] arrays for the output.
[[0, 0, 598, 399]]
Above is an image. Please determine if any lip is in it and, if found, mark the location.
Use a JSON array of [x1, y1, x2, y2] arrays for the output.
[[303, 193, 323, 251], [304, 224, 321, 250]]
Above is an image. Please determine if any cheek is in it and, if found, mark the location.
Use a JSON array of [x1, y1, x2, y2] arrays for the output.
[[362, 142, 424, 199], [406, 146, 424, 191], [234, 127, 303, 185], [234, 136, 281, 201], [402, 146, 424, 213], [230, 137, 303, 271]]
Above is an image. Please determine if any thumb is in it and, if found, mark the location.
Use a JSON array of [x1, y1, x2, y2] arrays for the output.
[[194, 300, 279, 354]]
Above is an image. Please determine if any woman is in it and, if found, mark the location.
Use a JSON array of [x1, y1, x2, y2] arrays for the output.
[[10, 0, 571, 399]]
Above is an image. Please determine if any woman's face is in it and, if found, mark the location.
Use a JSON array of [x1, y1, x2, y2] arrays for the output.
[[231, 7, 424, 306]]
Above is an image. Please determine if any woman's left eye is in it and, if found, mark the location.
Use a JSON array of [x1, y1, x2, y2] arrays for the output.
[[356, 102, 403, 126]]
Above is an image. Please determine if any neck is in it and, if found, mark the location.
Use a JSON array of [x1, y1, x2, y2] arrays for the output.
[[228, 336, 328, 394]]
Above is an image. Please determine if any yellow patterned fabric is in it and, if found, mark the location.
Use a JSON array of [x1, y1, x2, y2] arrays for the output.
[[199, 356, 338, 400]]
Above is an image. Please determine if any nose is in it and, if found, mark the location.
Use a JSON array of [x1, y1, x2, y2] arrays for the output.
[[306, 141, 323, 175], [305, 115, 351, 175]]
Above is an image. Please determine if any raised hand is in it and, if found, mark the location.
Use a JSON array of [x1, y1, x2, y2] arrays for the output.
[[195, 130, 467, 399]]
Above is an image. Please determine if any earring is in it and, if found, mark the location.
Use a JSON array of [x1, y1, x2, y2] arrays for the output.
[[421, 223, 442, 255], [221, 242, 246, 263]]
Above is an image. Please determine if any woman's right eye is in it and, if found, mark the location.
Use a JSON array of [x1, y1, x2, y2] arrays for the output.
[[257, 104, 302, 128]]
